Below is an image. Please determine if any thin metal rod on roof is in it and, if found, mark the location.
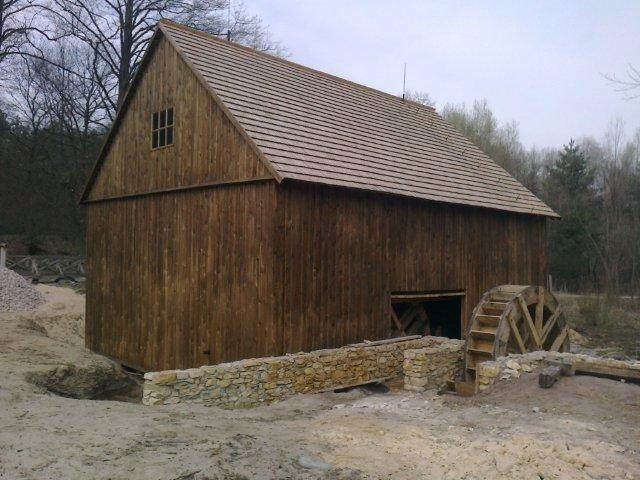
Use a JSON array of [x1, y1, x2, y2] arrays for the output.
[[227, 0, 232, 41], [402, 63, 407, 100]]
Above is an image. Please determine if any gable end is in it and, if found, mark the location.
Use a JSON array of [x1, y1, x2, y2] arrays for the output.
[[81, 26, 278, 203]]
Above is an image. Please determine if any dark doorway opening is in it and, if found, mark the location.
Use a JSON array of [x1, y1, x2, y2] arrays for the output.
[[390, 291, 464, 339]]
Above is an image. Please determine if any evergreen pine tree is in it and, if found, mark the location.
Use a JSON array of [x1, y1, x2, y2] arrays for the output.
[[544, 140, 600, 291]]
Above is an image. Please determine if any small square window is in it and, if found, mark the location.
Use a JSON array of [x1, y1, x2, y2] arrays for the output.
[[151, 107, 174, 150]]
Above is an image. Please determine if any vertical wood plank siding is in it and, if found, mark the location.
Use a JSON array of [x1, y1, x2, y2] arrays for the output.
[[278, 182, 547, 354], [84, 34, 278, 370], [87, 181, 546, 371], [85, 182, 280, 371], [87, 36, 270, 201]]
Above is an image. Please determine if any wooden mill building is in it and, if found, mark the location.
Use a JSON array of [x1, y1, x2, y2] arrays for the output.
[[81, 20, 557, 372]]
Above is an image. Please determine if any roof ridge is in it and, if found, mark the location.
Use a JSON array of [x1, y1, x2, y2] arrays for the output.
[[157, 19, 437, 115]]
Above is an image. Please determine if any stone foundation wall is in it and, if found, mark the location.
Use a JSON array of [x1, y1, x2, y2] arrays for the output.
[[476, 351, 640, 392], [402, 343, 464, 392], [143, 336, 462, 408]]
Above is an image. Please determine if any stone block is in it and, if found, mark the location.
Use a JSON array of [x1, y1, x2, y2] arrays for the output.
[[152, 371, 177, 385], [479, 364, 501, 378], [506, 360, 521, 371]]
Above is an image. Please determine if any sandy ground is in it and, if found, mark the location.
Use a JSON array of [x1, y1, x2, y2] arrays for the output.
[[1, 286, 639, 480]]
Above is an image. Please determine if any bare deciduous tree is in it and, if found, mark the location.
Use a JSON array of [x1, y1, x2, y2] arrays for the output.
[[1, 1, 285, 244], [50, 0, 286, 118], [3, 40, 107, 237], [1, 0, 44, 61], [606, 64, 640, 100], [404, 89, 435, 107]]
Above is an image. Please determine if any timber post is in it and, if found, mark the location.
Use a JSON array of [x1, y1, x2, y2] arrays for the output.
[[0, 243, 6, 268]]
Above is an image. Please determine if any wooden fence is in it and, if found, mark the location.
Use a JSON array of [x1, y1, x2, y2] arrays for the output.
[[4, 255, 85, 281]]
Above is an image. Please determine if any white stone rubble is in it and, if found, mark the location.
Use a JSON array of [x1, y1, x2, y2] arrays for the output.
[[0, 266, 44, 312]]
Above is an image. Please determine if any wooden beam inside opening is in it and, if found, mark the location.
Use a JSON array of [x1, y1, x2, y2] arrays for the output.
[[390, 308, 407, 336], [390, 291, 466, 302]]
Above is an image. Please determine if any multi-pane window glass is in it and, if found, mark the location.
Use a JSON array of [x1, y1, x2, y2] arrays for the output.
[[151, 107, 174, 149]]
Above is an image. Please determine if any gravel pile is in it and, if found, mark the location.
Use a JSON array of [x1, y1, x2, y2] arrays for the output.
[[0, 266, 45, 312]]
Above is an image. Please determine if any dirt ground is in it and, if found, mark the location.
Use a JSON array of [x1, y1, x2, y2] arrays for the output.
[[1, 286, 639, 480]]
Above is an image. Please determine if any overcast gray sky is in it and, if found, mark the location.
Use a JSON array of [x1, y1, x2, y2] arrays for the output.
[[250, 0, 640, 148]]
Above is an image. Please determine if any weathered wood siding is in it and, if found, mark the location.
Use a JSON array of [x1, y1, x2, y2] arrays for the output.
[[87, 35, 270, 201], [84, 29, 548, 372], [277, 182, 547, 353], [85, 33, 279, 370], [87, 180, 546, 370], [85, 182, 280, 370]]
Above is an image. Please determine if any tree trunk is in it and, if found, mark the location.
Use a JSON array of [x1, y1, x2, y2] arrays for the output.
[[117, 0, 134, 107]]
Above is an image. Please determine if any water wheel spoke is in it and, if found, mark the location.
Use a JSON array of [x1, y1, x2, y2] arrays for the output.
[[550, 326, 569, 351], [535, 288, 544, 331], [507, 316, 527, 353], [517, 295, 542, 349], [540, 305, 562, 344]]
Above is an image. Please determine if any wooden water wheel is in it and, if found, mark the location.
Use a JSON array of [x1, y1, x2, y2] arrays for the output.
[[464, 285, 570, 381]]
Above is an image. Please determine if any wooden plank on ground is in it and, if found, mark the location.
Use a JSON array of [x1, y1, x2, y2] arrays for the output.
[[354, 335, 422, 347], [572, 360, 640, 381]]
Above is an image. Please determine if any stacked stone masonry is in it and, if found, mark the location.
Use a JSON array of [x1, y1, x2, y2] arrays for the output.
[[476, 351, 640, 393], [402, 343, 464, 392], [143, 336, 463, 408]]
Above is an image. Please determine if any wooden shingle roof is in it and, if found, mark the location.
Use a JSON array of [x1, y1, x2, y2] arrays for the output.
[[137, 21, 560, 216]]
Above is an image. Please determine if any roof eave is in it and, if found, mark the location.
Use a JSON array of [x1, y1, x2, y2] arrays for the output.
[[79, 25, 166, 204], [279, 176, 560, 219]]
